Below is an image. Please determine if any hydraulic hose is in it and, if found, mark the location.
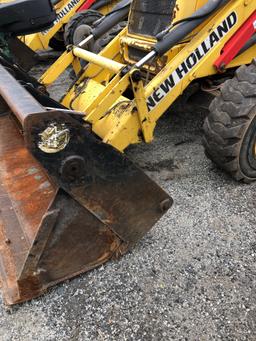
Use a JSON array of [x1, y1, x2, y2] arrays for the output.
[[238, 34, 256, 56], [92, 0, 131, 40], [91, 0, 113, 11], [154, 0, 229, 57]]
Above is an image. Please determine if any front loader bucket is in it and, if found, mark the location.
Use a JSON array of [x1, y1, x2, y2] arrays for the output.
[[0, 65, 172, 305]]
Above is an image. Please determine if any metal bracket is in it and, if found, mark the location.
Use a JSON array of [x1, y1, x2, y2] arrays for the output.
[[130, 69, 156, 143]]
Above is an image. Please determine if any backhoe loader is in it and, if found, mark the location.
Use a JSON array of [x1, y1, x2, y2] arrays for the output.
[[0, 0, 255, 305], [0, 0, 124, 71], [22, 0, 122, 51]]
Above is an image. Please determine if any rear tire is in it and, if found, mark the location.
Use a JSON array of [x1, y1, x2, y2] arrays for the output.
[[203, 60, 256, 182], [64, 10, 102, 46]]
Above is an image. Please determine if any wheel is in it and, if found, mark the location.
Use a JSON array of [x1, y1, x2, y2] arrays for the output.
[[64, 10, 102, 47], [93, 21, 127, 53], [203, 60, 256, 182], [49, 31, 65, 51]]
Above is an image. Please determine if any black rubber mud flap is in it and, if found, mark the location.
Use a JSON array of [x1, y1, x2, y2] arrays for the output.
[[8, 37, 37, 72]]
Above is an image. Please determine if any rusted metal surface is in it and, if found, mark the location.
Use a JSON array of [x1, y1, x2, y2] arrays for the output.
[[13, 191, 122, 304], [0, 115, 57, 304], [0, 63, 44, 125], [0, 115, 122, 304], [0, 67, 172, 304], [25, 110, 172, 244], [0, 116, 57, 242]]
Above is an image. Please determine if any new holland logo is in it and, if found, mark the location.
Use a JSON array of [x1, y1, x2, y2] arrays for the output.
[[42, 0, 81, 35], [147, 12, 238, 111]]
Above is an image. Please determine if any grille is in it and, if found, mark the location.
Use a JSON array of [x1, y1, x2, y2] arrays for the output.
[[128, 0, 177, 37]]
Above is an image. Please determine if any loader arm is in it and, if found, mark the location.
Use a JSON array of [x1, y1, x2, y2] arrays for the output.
[[41, 0, 256, 151]]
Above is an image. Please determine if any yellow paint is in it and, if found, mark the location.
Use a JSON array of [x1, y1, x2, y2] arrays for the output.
[[73, 47, 125, 73], [20, 0, 118, 52], [40, 0, 255, 152]]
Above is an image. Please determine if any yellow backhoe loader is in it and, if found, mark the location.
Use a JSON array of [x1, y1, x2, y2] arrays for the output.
[[0, 0, 125, 71], [0, 0, 255, 305], [22, 0, 121, 52]]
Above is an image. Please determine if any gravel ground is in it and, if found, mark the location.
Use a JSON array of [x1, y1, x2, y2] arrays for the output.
[[0, 64, 256, 341]]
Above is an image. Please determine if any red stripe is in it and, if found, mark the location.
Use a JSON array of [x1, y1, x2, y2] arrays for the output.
[[77, 0, 96, 11], [214, 11, 256, 71]]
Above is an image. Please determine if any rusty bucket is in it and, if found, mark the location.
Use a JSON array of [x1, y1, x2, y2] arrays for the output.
[[0, 64, 172, 305]]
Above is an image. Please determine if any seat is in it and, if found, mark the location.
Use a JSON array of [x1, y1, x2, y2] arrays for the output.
[[0, 0, 56, 35]]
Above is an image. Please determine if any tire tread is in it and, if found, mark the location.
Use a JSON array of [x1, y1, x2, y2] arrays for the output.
[[203, 60, 256, 182]]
